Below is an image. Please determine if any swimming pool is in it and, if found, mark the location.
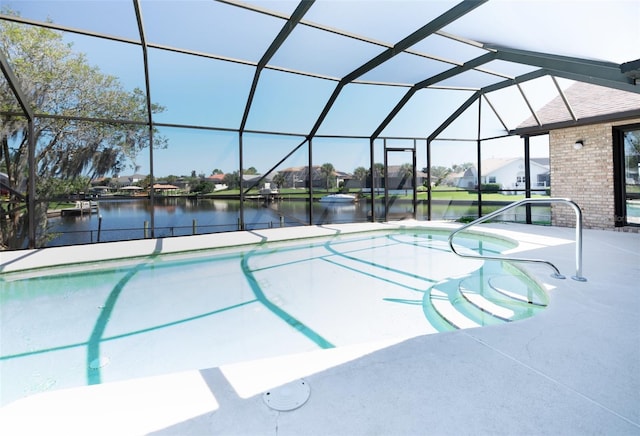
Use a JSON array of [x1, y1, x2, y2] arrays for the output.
[[0, 227, 548, 406]]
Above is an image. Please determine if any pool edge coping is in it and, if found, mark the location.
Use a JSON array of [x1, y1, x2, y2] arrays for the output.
[[1, 221, 459, 274]]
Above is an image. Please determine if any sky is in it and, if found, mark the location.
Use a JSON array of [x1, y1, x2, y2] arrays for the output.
[[4, 0, 639, 177]]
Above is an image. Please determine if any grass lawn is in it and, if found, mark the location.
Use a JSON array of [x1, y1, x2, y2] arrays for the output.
[[208, 187, 550, 203], [361, 187, 549, 202], [47, 201, 77, 210]]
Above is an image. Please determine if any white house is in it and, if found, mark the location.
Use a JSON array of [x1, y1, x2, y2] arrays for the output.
[[112, 174, 147, 187], [449, 158, 550, 193], [480, 157, 549, 192]]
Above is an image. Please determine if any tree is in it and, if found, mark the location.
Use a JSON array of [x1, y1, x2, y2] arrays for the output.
[[224, 171, 240, 190], [38, 176, 91, 198], [139, 174, 153, 189], [451, 162, 474, 173], [353, 166, 367, 188], [0, 10, 167, 248], [320, 162, 335, 190], [272, 172, 286, 189], [429, 166, 451, 186], [190, 180, 214, 195], [244, 167, 258, 175], [211, 168, 223, 175], [398, 163, 413, 188], [367, 163, 384, 191]]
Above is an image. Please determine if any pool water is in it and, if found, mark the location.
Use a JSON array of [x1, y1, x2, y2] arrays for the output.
[[0, 229, 547, 406]]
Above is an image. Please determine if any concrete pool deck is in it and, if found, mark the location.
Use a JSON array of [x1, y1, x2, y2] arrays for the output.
[[1, 222, 639, 435]]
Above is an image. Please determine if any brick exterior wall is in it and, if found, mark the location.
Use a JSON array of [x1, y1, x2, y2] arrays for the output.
[[549, 117, 640, 229]]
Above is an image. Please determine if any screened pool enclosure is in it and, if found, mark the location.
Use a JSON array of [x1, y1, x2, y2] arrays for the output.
[[1, 0, 639, 248]]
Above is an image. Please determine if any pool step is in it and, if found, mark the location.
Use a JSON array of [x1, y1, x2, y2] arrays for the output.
[[430, 288, 482, 329], [459, 287, 515, 322], [426, 271, 547, 331], [488, 275, 547, 307]]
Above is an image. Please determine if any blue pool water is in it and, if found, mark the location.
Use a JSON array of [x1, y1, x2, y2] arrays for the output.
[[0, 229, 547, 406]]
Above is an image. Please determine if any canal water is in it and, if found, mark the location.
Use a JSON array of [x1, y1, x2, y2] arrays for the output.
[[46, 197, 548, 247], [46, 198, 379, 247]]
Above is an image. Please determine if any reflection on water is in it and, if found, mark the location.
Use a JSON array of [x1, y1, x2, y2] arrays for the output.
[[46, 197, 552, 247], [46, 198, 379, 247]]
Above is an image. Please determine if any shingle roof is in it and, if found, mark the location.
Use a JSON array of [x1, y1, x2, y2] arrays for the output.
[[531, 157, 550, 167], [480, 158, 519, 174], [516, 82, 640, 132]]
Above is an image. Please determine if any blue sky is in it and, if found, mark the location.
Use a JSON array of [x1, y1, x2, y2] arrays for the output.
[[5, 0, 639, 177]]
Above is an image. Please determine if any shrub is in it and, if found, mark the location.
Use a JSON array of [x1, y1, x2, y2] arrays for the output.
[[481, 183, 500, 193]]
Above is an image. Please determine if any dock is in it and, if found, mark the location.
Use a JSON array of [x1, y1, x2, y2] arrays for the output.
[[60, 201, 99, 216]]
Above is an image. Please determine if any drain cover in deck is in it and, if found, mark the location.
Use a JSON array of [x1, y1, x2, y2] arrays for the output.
[[262, 379, 310, 411]]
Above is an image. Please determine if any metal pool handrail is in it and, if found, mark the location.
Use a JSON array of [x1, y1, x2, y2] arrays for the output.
[[447, 198, 586, 282]]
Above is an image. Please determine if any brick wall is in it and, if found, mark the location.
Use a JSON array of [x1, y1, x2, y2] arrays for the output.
[[549, 117, 640, 229]]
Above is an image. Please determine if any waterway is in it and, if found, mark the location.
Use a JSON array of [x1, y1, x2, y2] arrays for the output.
[[45, 197, 549, 247], [46, 197, 376, 247]]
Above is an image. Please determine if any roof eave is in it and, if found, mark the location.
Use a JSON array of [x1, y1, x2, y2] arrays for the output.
[[511, 108, 640, 136]]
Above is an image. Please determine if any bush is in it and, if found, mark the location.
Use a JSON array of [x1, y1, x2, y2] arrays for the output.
[[480, 183, 500, 193], [457, 216, 477, 223], [190, 181, 215, 194]]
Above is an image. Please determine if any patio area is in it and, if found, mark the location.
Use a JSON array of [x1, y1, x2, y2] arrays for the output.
[[1, 222, 638, 435]]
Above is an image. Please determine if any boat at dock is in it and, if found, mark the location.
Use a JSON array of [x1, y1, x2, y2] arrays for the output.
[[319, 194, 356, 203], [259, 183, 280, 201], [60, 201, 99, 216]]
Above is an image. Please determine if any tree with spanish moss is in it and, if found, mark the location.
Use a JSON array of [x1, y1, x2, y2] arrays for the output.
[[0, 9, 167, 248]]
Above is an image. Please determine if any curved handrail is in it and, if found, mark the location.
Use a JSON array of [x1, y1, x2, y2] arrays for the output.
[[448, 198, 586, 281]]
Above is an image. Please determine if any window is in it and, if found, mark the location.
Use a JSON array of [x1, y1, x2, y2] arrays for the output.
[[613, 124, 640, 226]]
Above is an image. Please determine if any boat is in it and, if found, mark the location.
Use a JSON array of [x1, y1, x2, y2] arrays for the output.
[[319, 193, 356, 203], [259, 182, 279, 196], [259, 183, 280, 201]]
